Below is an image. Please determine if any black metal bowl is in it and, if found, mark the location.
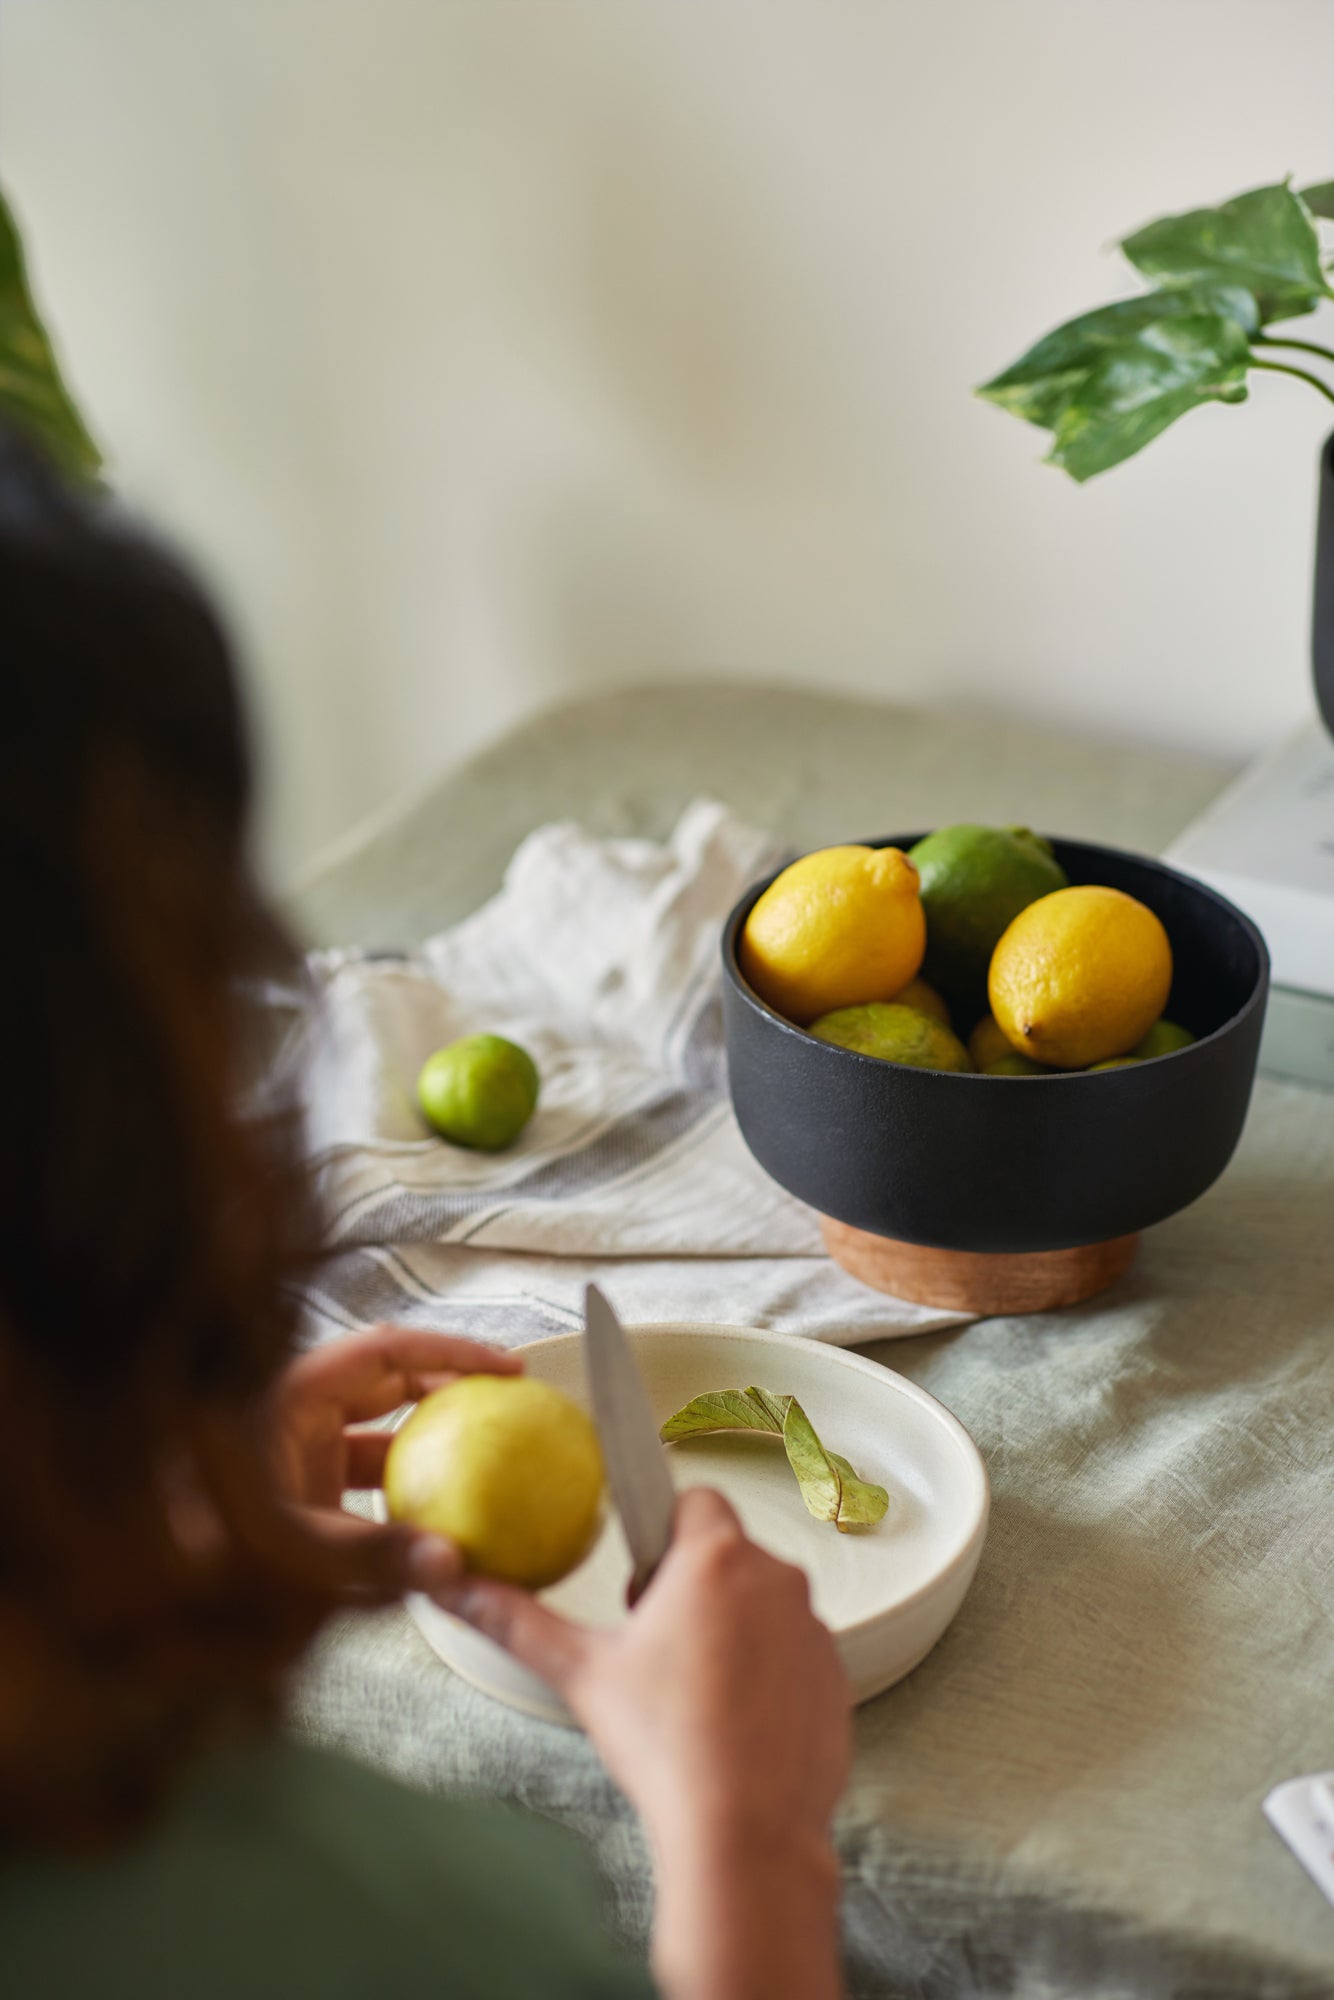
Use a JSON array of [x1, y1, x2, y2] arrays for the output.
[[721, 835, 1269, 1254]]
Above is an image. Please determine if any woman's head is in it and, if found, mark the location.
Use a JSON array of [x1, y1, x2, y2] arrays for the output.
[[0, 430, 325, 1846]]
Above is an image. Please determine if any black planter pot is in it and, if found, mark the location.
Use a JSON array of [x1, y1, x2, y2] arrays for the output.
[[1313, 431, 1334, 737]]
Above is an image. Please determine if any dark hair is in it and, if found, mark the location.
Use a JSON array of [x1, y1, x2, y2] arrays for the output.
[[0, 431, 331, 1847]]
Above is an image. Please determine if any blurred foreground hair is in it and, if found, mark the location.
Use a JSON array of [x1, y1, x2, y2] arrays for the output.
[[0, 431, 331, 1848]]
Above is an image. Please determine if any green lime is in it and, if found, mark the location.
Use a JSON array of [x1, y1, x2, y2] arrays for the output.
[[983, 1052, 1050, 1076], [418, 1033, 540, 1151], [1087, 1057, 1141, 1071], [908, 824, 1068, 1000], [808, 1001, 972, 1072], [1129, 1019, 1195, 1061]]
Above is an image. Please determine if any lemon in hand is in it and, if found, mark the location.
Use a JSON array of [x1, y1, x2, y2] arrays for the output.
[[739, 845, 925, 1026], [808, 1001, 972, 1072], [989, 885, 1172, 1070], [385, 1375, 604, 1589], [418, 1033, 539, 1151]]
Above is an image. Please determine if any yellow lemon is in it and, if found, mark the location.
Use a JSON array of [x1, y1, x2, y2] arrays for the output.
[[888, 975, 952, 1028], [739, 845, 925, 1026], [967, 1015, 1013, 1069], [989, 886, 1172, 1071], [968, 1012, 1051, 1074], [384, 1376, 604, 1589]]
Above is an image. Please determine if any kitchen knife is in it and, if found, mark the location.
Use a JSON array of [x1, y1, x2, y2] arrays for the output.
[[583, 1284, 677, 1599]]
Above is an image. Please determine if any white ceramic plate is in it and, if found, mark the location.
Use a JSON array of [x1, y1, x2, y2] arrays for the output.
[[388, 1323, 989, 1726]]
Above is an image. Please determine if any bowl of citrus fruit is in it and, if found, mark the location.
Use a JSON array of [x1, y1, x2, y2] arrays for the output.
[[722, 826, 1268, 1313]]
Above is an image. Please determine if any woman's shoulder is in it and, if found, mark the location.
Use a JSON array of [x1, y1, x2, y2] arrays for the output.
[[3, 1733, 654, 2000]]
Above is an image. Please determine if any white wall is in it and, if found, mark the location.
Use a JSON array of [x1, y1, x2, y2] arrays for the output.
[[5, 0, 1334, 877]]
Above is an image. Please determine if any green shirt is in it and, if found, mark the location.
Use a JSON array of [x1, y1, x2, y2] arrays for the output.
[[2, 1736, 656, 2000]]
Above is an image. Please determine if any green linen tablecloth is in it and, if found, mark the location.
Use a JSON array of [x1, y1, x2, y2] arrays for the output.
[[288, 685, 1334, 1998]]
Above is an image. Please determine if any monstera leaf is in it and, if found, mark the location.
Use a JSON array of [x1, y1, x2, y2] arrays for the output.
[[0, 186, 101, 479], [977, 286, 1256, 481], [1121, 181, 1329, 325]]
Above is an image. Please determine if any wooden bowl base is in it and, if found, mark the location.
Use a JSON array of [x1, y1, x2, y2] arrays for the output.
[[820, 1216, 1140, 1316]]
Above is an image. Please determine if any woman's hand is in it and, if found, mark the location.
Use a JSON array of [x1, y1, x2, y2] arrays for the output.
[[433, 1487, 850, 2000], [265, 1326, 522, 1599]]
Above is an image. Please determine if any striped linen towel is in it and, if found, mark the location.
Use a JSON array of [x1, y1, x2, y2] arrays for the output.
[[291, 801, 971, 1349]]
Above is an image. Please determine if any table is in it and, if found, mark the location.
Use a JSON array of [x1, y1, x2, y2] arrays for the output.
[[289, 684, 1334, 1998]]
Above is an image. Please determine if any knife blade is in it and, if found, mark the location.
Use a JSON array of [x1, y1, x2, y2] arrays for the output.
[[583, 1284, 677, 1599]]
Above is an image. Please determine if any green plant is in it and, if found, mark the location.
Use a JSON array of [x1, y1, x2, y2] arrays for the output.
[[0, 184, 101, 479], [978, 179, 1334, 481]]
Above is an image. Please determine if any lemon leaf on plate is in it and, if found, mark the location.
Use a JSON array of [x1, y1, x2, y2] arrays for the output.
[[660, 1386, 888, 1534], [827, 1452, 894, 1533], [778, 1397, 842, 1524], [660, 1386, 789, 1439]]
